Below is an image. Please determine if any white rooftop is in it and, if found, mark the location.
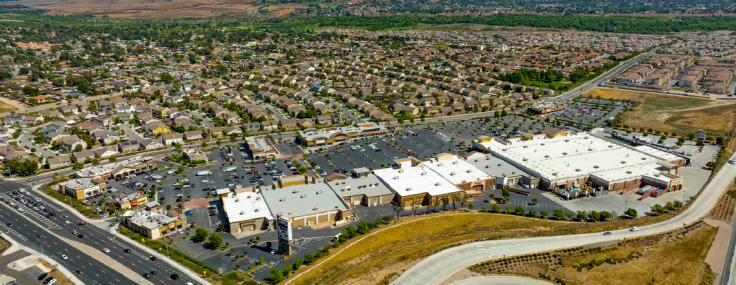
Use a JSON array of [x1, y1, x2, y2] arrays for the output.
[[373, 159, 462, 197], [422, 154, 492, 185], [481, 133, 672, 183], [221, 190, 274, 223]]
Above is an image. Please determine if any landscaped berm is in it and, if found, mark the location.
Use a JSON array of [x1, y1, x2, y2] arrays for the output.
[[286, 211, 682, 285], [584, 88, 736, 137], [469, 221, 717, 285]]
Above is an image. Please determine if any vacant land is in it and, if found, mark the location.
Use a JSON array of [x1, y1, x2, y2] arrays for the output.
[[584, 88, 736, 137], [469, 222, 717, 285], [287, 211, 682, 285], [0, 101, 18, 113], [39, 258, 75, 285]]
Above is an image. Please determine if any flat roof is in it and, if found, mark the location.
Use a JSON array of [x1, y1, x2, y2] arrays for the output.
[[373, 162, 462, 197], [221, 190, 274, 223], [479, 133, 672, 183], [326, 173, 394, 198], [465, 152, 527, 178], [299, 123, 388, 141], [127, 209, 180, 230], [261, 183, 349, 218], [422, 155, 492, 185], [633, 145, 683, 162]]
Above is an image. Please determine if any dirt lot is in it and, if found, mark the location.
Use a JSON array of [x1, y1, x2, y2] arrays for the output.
[[585, 88, 736, 137], [469, 222, 717, 285], [0, 101, 18, 113]]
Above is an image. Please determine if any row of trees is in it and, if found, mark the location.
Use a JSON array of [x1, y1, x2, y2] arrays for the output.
[[267, 216, 394, 284]]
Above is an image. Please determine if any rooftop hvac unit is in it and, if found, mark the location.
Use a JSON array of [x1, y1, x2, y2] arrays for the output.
[[406, 187, 412, 191], [565, 140, 569, 142], [641, 157, 647, 160], [398, 169, 404, 173], [486, 157, 490, 160], [541, 143, 545, 146], [292, 190, 297, 194], [523, 158, 528, 161], [466, 170, 472, 173], [621, 161, 626, 164], [575, 169, 581, 172], [421, 172, 427, 175], [452, 161, 458, 164], [594, 165, 599, 169], [435, 182, 441, 186], [374, 183, 379, 186], [254, 209, 259, 212], [562, 152, 567, 155], [239, 211, 244, 215], [450, 172, 456, 176], [485, 166, 489, 168], [235, 199, 239, 202], [313, 207, 319, 210], [544, 155, 550, 158], [394, 176, 399, 180], [626, 171, 633, 174], [523, 145, 528, 148], [474, 159, 478, 162], [438, 163, 443, 166], [608, 145, 613, 148]]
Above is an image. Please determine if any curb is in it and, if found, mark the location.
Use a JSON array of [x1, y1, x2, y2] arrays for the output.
[[1, 233, 86, 285]]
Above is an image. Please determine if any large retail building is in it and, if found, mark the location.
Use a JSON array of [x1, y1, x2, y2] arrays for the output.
[[473, 132, 685, 194]]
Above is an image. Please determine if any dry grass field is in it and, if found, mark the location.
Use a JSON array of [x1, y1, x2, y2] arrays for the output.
[[0, 101, 18, 113], [470, 222, 717, 285], [287, 211, 682, 285], [584, 88, 736, 137]]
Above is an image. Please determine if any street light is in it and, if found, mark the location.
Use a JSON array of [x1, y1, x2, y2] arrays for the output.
[[40, 241, 47, 256]]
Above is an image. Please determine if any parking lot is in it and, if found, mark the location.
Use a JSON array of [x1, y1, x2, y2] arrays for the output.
[[544, 98, 634, 128]]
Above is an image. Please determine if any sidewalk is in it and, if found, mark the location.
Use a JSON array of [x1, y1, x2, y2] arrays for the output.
[[1, 233, 86, 285], [31, 185, 213, 285]]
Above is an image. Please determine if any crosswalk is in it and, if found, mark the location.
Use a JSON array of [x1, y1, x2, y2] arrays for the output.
[[0, 194, 61, 230]]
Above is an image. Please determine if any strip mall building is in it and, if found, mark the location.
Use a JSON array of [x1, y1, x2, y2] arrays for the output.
[[297, 123, 390, 147], [473, 132, 685, 194]]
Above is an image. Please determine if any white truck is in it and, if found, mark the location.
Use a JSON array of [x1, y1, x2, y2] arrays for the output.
[[223, 166, 237, 173], [196, 170, 212, 176]]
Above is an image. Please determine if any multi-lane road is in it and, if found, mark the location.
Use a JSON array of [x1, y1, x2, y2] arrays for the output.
[[394, 154, 736, 285], [0, 179, 201, 285], [549, 49, 659, 102]]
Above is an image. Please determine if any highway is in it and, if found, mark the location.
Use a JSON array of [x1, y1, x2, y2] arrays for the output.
[[0, 208, 133, 285], [393, 153, 736, 285], [0, 179, 201, 285], [549, 49, 658, 102]]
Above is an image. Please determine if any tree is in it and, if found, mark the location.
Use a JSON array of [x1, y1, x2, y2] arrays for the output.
[[576, 211, 587, 221], [72, 162, 84, 170], [553, 209, 566, 220], [258, 256, 264, 265], [192, 228, 209, 242], [293, 258, 303, 269], [625, 208, 638, 218], [674, 201, 683, 209], [531, 198, 538, 205], [268, 268, 284, 283], [177, 166, 185, 174], [514, 205, 525, 215], [505, 206, 512, 214], [651, 204, 665, 215], [565, 211, 575, 220], [590, 211, 601, 221], [345, 225, 357, 238], [491, 204, 501, 213], [665, 202, 675, 211], [528, 208, 537, 218], [468, 203, 474, 210], [109, 156, 117, 163], [599, 211, 612, 221], [540, 210, 549, 218], [206, 232, 222, 249], [282, 264, 293, 277], [304, 253, 315, 264]]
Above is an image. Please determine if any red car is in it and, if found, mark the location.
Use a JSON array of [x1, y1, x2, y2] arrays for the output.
[[246, 171, 252, 174], [77, 222, 86, 225]]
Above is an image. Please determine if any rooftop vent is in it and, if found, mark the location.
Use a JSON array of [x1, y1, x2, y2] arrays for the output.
[[435, 182, 441, 186], [544, 155, 550, 158], [621, 161, 626, 164], [626, 171, 632, 174], [562, 152, 568, 155], [575, 169, 581, 172], [450, 172, 456, 176], [593, 165, 599, 169], [485, 166, 489, 168]]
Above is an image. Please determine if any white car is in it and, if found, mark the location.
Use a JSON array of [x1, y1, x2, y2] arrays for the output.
[[103, 248, 110, 253], [47, 280, 56, 285], [630, 227, 639, 232], [61, 254, 68, 260]]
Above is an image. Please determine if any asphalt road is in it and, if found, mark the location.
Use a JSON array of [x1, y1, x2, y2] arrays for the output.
[[721, 210, 736, 285], [549, 49, 658, 102], [393, 153, 736, 285], [0, 202, 135, 285], [0, 179, 201, 285]]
